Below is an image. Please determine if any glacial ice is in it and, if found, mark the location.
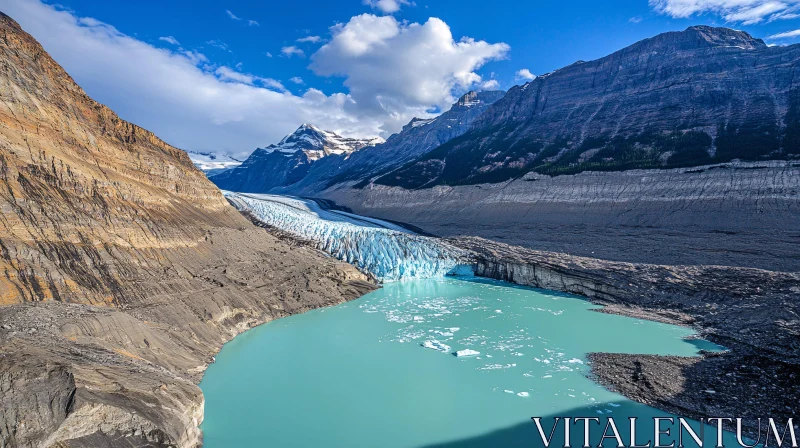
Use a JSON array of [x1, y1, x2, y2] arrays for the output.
[[422, 340, 451, 352], [455, 349, 481, 357], [223, 192, 471, 282]]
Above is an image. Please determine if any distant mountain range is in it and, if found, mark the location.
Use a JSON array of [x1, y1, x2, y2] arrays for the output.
[[212, 26, 800, 195], [210, 124, 382, 192], [209, 90, 505, 193]]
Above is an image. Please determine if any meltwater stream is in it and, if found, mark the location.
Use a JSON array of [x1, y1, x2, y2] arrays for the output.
[[202, 194, 734, 447]]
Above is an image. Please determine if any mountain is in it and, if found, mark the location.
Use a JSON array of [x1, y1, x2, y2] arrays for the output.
[[0, 12, 371, 447], [279, 90, 506, 194], [187, 150, 242, 175], [373, 26, 800, 188], [214, 90, 504, 195], [210, 124, 382, 192]]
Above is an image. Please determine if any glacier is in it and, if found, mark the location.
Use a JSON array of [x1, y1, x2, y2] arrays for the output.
[[223, 192, 471, 282]]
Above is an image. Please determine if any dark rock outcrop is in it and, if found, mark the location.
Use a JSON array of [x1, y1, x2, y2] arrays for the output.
[[376, 26, 800, 188]]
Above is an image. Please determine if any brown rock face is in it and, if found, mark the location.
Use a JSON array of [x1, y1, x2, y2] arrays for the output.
[[0, 12, 374, 447]]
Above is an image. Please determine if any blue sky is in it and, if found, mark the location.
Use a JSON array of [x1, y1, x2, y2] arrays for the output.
[[3, 0, 800, 157]]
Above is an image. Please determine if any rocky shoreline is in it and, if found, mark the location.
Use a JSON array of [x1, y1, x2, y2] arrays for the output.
[[450, 236, 800, 438]]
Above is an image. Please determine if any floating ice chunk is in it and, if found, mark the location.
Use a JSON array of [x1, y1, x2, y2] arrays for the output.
[[455, 349, 480, 357], [422, 340, 451, 352], [567, 358, 584, 364], [517, 392, 529, 397], [504, 390, 514, 394], [494, 310, 503, 314], [608, 403, 620, 407]]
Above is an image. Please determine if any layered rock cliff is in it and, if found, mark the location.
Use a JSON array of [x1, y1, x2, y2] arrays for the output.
[[375, 26, 800, 188], [0, 13, 373, 447]]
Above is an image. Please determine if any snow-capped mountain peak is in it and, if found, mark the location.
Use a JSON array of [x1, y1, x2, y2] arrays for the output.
[[186, 150, 242, 174], [262, 124, 384, 161]]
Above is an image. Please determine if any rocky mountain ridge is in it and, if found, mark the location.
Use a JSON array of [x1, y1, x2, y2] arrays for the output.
[[374, 26, 800, 188], [210, 90, 505, 194]]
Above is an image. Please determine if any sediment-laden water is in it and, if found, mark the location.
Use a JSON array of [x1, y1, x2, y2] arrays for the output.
[[200, 277, 732, 447]]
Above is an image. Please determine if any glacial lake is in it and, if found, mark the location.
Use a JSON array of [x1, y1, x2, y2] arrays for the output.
[[200, 277, 735, 447]]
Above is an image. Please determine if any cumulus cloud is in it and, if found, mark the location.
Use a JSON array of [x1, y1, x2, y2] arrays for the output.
[[297, 35, 323, 43], [515, 68, 536, 81], [281, 45, 305, 57], [480, 79, 500, 89], [159, 36, 180, 45], [649, 0, 800, 24], [290, 76, 305, 84], [768, 28, 800, 38], [311, 14, 509, 133], [363, 0, 411, 14], [0, 0, 508, 157]]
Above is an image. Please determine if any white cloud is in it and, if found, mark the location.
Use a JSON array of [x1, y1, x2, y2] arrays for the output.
[[206, 39, 229, 51], [0, 0, 508, 157], [214, 66, 287, 91], [281, 45, 305, 57], [226, 9, 258, 26], [297, 35, 323, 43], [768, 28, 800, 38], [480, 79, 500, 89], [629, 16, 643, 23], [515, 68, 536, 81], [159, 36, 180, 45], [290, 76, 305, 84], [649, 0, 800, 24], [311, 14, 509, 134], [363, 0, 411, 14], [265, 52, 273, 57]]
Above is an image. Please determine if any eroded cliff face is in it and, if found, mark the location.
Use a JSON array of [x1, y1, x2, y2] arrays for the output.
[[0, 13, 374, 448]]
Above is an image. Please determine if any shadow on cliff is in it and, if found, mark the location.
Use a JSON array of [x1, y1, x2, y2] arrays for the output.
[[416, 400, 736, 448]]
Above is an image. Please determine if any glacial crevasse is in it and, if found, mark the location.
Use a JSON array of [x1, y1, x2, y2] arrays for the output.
[[224, 192, 470, 282]]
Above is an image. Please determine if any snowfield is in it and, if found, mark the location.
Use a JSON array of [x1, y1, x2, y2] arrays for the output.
[[223, 192, 471, 282]]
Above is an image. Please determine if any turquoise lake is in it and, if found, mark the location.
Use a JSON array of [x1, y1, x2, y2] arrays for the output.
[[200, 277, 735, 447]]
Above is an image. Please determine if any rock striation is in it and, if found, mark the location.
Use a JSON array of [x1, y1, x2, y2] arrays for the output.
[[0, 13, 374, 448]]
